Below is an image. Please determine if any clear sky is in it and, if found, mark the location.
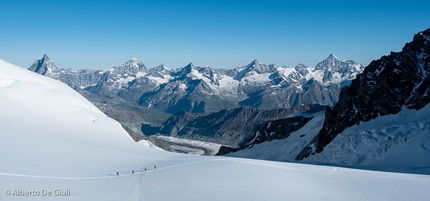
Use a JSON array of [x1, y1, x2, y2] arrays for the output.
[[1, 0, 429, 70]]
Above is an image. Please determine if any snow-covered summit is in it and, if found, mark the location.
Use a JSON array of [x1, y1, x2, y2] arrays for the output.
[[108, 58, 147, 75], [309, 53, 365, 84], [227, 59, 277, 81]]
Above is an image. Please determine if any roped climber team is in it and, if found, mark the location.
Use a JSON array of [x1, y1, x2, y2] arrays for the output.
[[115, 165, 156, 176]]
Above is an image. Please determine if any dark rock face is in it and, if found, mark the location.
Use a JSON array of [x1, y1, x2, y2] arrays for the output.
[[215, 104, 325, 155], [28, 54, 57, 75], [246, 116, 314, 146], [296, 28, 430, 160], [157, 104, 325, 147]]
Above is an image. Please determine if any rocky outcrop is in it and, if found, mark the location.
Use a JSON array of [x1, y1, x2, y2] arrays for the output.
[[246, 116, 314, 146], [296, 28, 430, 160], [216, 104, 325, 155], [158, 103, 326, 147]]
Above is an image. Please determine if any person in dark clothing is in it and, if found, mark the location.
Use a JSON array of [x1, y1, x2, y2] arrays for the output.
[[154, 165, 156, 170], [116, 171, 119, 176], [132, 170, 134, 174]]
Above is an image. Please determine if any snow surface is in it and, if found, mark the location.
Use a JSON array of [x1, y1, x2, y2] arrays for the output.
[[1, 59, 430, 200], [305, 104, 430, 173]]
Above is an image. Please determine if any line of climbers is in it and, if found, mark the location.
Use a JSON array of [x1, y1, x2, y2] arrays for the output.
[[116, 166, 156, 176]]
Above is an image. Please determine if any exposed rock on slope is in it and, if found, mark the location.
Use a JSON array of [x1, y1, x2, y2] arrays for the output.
[[297, 28, 430, 160], [158, 104, 326, 147]]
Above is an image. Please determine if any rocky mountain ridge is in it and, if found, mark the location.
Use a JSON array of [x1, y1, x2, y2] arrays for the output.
[[28, 54, 364, 115], [296, 28, 430, 160]]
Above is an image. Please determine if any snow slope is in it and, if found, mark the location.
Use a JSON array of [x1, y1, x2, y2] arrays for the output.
[[305, 104, 430, 173], [1, 59, 430, 200]]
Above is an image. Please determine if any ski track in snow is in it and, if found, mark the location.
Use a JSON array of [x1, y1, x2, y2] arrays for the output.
[[0, 158, 224, 180]]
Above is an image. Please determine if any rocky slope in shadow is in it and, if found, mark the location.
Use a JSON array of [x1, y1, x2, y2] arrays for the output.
[[156, 103, 326, 148]]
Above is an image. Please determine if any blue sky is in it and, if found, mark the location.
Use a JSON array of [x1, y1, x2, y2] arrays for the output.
[[1, 0, 429, 70]]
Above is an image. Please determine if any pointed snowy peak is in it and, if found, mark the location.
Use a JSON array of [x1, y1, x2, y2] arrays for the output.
[[178, 62, 197, 76], [41, 54, 51, 62], [28, 54, 60, 76], [249, 59, 260, 66], [184, 62, 197, 70], [244, 59, 262, 69], [327, 53, 339, 60], [311, 54, 364, 84], [314, 54, 342, 70]]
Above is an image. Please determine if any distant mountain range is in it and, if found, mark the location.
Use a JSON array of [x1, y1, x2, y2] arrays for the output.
[[28, 54, 364, 147], [29, 54, 362, 117]]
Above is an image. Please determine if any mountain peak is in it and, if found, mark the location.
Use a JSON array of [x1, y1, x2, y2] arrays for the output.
[[183, 63, 197, 71], [327, 53, 339, 60], [28, 54, 59, 76], [42, 54, 51, 61], [154, 64, 167, 70], [246, 59, 261, 67], [128, 58, 139, 63], [315, 53, 343, 70], [113, 58, 147, 72], [186, 62, 196, 68]]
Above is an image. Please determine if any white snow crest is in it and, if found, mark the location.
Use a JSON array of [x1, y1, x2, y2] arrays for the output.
[[0, 60, 19, 87]]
